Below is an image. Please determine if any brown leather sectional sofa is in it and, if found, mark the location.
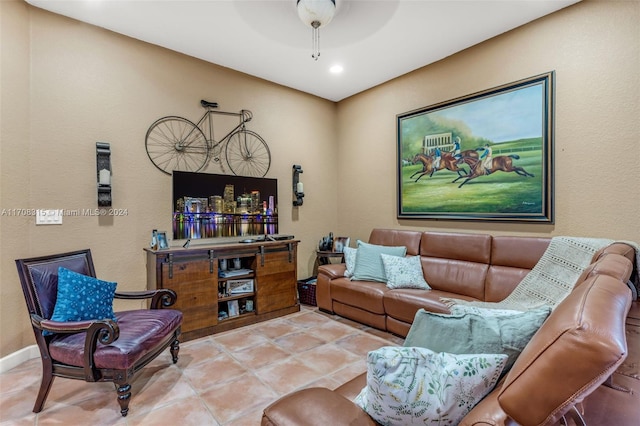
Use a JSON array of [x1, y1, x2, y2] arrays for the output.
[[263, 229, 638, 425]]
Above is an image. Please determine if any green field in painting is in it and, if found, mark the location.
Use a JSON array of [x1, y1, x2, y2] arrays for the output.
[[401, 149, 543, 214]]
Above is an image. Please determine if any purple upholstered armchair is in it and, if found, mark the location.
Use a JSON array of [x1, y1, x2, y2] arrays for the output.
[[15, 249, 183, 417]]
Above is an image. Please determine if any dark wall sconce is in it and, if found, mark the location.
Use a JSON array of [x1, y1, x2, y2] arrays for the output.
[[96, 142, 112, 207], [293, 164, 304, 206]]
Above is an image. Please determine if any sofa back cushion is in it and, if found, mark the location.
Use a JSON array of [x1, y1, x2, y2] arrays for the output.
[[420, 231, 491, 300], [485, 237, 550, 302], [497, 274, 632, 426], [593, 242, 636, 265], [576, 253, 633, 286], [369, 229, 422, 256]]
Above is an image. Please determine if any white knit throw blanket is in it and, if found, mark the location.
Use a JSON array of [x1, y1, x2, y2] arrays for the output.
[[441, 236, 639, 311]]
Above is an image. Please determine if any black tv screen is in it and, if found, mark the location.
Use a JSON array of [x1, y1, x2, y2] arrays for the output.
[[172, 171, 278, 240]]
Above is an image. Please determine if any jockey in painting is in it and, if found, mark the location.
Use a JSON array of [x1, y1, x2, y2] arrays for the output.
[[480, 144, 493, 175], [451, 137, 461, 159], [433, 147, 442, 170]]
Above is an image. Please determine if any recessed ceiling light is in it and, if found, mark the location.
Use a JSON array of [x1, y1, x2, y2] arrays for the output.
[[329, 64, 344, 74]]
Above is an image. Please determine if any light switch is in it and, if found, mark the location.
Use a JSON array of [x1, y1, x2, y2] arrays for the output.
[[36, 209, 63, 225]]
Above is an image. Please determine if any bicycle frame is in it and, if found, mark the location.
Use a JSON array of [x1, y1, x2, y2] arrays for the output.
[[193, 107, 251, 151]]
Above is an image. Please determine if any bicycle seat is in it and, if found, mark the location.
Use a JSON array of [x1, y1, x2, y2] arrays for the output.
[[200, 100, 219, 108]]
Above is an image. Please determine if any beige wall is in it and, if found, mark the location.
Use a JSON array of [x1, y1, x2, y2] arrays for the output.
[[1, 0, 639, 358], [336, 0, 639, 244], [1, 0, 338, 357]]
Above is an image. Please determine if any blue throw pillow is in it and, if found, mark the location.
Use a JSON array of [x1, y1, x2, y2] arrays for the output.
[[46, 267, 117, 335]]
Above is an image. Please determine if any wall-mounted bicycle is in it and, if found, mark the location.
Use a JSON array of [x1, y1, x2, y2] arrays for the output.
[[145, 100, 271, 177]]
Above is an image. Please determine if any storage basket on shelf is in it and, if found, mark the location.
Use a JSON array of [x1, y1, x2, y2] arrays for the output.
[[297, 277, 317, 306]]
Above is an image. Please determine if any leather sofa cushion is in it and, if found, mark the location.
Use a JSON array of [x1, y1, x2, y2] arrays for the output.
[[485, 237, 547, 302], [594, 242, 637, 265], [419, 232, 491, 300], [484, 266, 531, 303], [385, 316, 412, 337], [262, 387, 378, 426], [333, 302, 387, 331], [317, 263, 346, 280], [383, 289, 474, 324], [335, 372, 367, 400], [498, 274, 632, 426], [491, 236, 550, 269], [421, 257, 488, 300], [421, 232, 492, 264], [369, 229, 421, 256], [576, 253, 633, 285], [49, 309, 183, 369], [459, 383, 517, 426], [330, 278, 388, 314]]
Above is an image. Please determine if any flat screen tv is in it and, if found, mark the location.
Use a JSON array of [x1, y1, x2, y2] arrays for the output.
[[172, 171, 278, 241]]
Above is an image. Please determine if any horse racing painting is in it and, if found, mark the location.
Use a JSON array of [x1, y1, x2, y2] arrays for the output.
[[397, 72, 554, 223]]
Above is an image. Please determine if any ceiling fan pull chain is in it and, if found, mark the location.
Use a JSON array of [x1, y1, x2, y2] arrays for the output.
[[312, 21, 320, 60]]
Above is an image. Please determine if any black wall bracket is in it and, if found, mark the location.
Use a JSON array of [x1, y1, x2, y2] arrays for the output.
[[96, 142, 112, 207], [293, 164, 304, 206]]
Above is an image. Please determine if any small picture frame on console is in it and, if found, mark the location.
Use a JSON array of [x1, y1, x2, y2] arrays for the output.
[[332, 237, 350, 253], [157, 232, 169, 250]]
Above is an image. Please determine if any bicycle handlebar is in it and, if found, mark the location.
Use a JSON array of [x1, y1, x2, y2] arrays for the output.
[[241, 110, 253, 123]]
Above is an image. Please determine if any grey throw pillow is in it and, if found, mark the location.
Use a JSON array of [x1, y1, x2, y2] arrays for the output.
[[404, 306, 551, 373], [350, 240, 407, 282]]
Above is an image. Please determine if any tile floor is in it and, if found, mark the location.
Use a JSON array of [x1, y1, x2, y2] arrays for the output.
[[0, 307, 403, 425]]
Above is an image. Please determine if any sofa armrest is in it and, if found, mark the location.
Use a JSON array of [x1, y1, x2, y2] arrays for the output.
[[262, 387, 378, 426], [317, 263, 347, 279], [497, 274, 632, 426], [335, 372, 367, 400], [460, 384, 519, 426], [316, 264, 347, 312]]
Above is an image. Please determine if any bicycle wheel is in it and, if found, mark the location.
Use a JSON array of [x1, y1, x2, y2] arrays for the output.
[[225, 130, 271, 177], [145, 116, 208, 175]]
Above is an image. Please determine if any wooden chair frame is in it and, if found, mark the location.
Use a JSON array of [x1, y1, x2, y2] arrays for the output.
[[15, 249, 182, 416]]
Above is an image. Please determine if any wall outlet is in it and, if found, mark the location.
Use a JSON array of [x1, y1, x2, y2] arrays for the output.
[[36, 209, 63, 225]]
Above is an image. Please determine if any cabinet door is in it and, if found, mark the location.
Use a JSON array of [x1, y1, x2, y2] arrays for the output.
[[255, 245, 297, 314], [161, 259, 217, 333]]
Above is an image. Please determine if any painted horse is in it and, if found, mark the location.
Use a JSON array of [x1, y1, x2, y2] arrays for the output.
[[410, 150, 478, 182], [453, 154, 534, 188]]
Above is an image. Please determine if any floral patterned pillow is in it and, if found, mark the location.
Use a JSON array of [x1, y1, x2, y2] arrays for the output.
[[343, 246, 357, 278], [380, 254, 430, 289], [355, 346, 507, 426]]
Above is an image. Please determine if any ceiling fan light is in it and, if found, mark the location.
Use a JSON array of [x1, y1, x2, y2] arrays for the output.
[[297, 0, 336, 28]]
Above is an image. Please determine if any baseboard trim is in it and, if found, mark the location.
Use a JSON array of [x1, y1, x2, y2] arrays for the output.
[[0, 345, 39, 374]]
